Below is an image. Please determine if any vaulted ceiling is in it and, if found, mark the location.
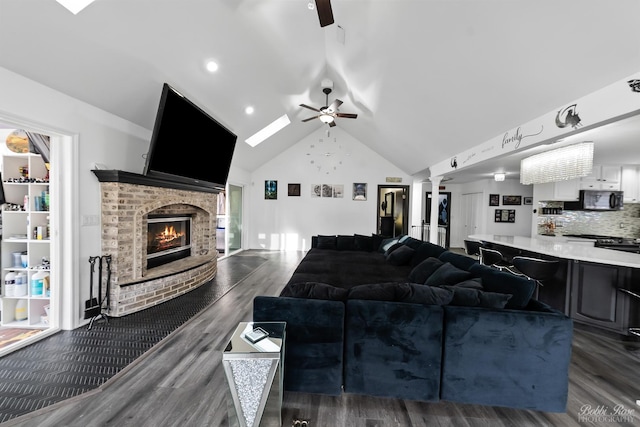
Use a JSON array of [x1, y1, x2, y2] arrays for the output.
[[1, 0, 639, 182]]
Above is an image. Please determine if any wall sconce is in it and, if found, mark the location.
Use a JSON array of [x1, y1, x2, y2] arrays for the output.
[[520, 142, 594, 185], [494, 173, 506, 182]]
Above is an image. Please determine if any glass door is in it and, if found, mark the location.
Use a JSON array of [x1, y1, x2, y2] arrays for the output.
[[227, 184, 243, 254]]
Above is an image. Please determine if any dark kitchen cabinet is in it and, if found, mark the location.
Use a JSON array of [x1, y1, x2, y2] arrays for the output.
[[570, 260, 637, 334]]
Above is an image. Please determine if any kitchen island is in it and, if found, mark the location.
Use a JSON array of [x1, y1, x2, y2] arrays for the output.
[[470, 234, 640, 336]]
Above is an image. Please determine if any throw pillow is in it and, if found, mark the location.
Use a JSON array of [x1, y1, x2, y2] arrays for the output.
[[317, 235, 337, 250], [336, 235, 356, 251], [469, 264, 535, 309], [384, 242, 404, 258], [386, 245, 415, 266], [424, 262, 472, 287], [347, 282, 399, 301], [408, 257, 444, 284], [398, 283, 454, 305], [279, 282, 348, 301], [354, 234, 373, 251], [443, 285, 512, 309], [379, 237, 400, 253], [410, 242, 447, 267], [371, 234, 387, 252]]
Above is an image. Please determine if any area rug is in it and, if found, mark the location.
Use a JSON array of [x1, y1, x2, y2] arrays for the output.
[[0, 328, 44, 350]]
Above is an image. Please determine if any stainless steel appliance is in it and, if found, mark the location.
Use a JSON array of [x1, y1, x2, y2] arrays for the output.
[[594, 237, 640, 253], [579, 190, 624, 210]]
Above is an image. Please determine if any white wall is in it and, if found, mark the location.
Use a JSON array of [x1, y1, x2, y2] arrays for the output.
[[248, 127, 412, 251], [0, 66, 151, 329]]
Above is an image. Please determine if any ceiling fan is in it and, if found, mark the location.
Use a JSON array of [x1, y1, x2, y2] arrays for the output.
[[314, 0, 334, 27], [300, 88, 358, 127]]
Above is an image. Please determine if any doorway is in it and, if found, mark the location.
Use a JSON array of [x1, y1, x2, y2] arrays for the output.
[[377, 185, 409, 237], [426, 192, 451, 248]]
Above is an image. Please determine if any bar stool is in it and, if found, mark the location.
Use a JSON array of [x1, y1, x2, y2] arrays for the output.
[[464, 240, 482, 262], [511, 256, 559, 299], [479, 247, 516, 273]]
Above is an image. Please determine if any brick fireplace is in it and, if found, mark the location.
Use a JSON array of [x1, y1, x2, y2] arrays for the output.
[[93, 170, 219, 317]]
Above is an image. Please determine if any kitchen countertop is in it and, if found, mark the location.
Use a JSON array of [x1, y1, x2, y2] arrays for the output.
[[469, 234, 640, 269]]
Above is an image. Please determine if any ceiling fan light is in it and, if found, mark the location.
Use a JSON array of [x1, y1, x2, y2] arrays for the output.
[[319, 114, 334, 124]]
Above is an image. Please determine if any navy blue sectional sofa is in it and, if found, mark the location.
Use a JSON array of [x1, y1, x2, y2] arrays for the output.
[[253, 234, 573, 412]]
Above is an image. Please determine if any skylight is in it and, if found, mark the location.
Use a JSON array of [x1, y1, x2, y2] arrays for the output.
[[245, 114, 290, 147]]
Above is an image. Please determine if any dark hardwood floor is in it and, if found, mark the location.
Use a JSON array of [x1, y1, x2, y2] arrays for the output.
[[3, 249, 640, 427]]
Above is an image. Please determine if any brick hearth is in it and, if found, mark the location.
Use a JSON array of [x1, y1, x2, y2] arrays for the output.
[[94, 171, 219, 317]]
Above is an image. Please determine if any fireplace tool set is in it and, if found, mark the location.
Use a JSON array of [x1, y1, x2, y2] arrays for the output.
[[84, 255, 112, 330]]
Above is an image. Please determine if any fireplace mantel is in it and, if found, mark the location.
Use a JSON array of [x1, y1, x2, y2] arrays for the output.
[[92, 170, 221, 194]]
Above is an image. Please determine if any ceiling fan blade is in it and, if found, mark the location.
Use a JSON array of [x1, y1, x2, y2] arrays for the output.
[[329, 120, 337, 127], [300, 103, 321, 112], [335, 113, 358, 119], [302, 115, 320, 122], [328, 99, 343, 112], [315, 0, 334, 27]]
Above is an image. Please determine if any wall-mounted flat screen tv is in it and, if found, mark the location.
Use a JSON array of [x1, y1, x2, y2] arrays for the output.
[[143, 83, 237, 191]]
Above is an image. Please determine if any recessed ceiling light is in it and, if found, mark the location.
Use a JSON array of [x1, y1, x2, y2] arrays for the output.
[[245, 106, 254, 115], [205, 60, 219, 73], [56, 0, 95, 14], [246, 114, 291, 147]]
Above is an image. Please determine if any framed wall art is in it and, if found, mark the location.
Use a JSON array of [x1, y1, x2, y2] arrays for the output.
[[494, 209, 516, 223], [265, 180, 277, 199], [489, 194, 500, 206], [524, 196, 533, 205], [288, 183, 301, 197], [353, 183, 367, 201], [502, 195, 522, 205]]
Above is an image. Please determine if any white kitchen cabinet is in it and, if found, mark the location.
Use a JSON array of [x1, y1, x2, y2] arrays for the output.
[[579, 164, 621, 190], [621, 165, 640, 203], [1, 153, 52, 328], [534, 179, 579, 201]]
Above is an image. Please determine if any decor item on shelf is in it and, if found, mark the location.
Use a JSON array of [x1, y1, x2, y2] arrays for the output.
[[489, 194, 500, 206], [15, 299, 28, 321], [502, 195, 522, 205], [494, 173, 506, 181], [5, 129, 29, 153], [520, 142, 594, 185]]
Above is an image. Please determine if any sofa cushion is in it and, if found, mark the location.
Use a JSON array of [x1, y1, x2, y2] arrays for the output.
[[354, 234, 373, 251], [386, 245, 415, 266], [403, 237, 424, 250], [408, 257, 444, 284], [336, 235, 356, 251], [443, 285, 512, 308], [469, 264, 536, 309], [379, 238, 400, 253], [348, 282, 398, 301], [317, 235, 337, 250], [425, 262, 472, 287], [410, 242, 447, 267], [399, 283, 454, 305], [438, 251, 478, 271], [384, 242, 404, 258], [279, 282, 349, 301]]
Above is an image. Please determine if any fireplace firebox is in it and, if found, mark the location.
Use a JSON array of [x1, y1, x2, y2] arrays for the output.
[[147, 215, 192, 269]]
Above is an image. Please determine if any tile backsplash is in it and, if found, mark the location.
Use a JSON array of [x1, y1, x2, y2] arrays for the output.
[[537, 203, 640, 238]]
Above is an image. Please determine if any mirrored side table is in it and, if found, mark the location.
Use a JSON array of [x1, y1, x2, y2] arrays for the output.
[[223, 322, 286, 427]]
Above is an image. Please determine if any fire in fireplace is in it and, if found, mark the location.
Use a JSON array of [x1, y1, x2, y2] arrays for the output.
[[147, 215, 192, 268]]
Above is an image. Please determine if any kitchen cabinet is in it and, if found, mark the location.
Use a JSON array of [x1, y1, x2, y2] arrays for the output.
[[579, 164, 621, 190], [569, 260, 638, 334], [621, 165, 640, 203], [1, 153, 52, 328], [534, 179, 579, 201]]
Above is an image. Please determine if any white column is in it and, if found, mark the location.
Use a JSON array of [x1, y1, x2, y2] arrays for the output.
[[429, 176, 442, 244]]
